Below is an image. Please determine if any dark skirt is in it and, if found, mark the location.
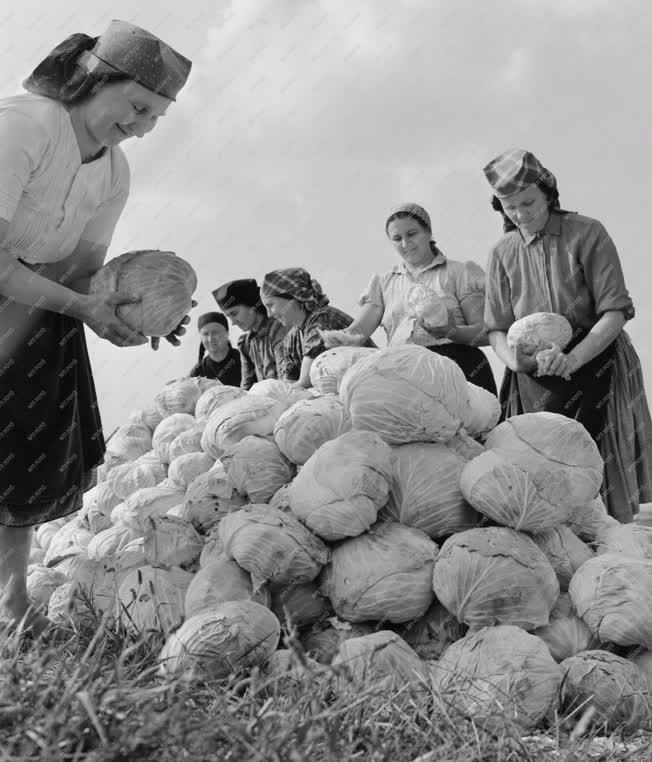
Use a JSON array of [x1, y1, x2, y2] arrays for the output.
[[427, 343, 498, 396], [0, 297, 105, 527]]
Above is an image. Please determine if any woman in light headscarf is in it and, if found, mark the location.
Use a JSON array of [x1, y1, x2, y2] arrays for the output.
[[261, 267, 375, 387], [324, 203, 497, 394], [0, 20, 192, 634], [483, 147, 652, 523]]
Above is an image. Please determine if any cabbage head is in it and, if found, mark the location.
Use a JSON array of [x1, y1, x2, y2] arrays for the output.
[[181, 463, 246, 533], [221, 435, 295, 503], [152, 413, 196, 464], [532, 593, 598, 662], [432, 527, 559, 629], [309, 347, 378, 395], [340, 345, 469, 445], [201, 396, 285, 459], [185, 557, 270, 618], [323, 522, 437, 623], [533, 525, 594, 592]]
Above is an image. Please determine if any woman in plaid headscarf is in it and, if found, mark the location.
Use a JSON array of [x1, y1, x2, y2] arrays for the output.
[[322, 203, 498, 395], [261, 267, 375, 387], [483, 148, 652, 523]]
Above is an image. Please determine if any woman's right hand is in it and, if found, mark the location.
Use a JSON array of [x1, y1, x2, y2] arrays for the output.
[[79, 292, 148, 347], [510, 342, 539, 374]]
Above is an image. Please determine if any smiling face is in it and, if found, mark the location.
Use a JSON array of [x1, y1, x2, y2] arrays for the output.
[[499, 184, 551, 234], [262, 295, 306, 327], [78, 80, 171, 148], [386, 216, 433, 268], [200, 323, 229, 356]]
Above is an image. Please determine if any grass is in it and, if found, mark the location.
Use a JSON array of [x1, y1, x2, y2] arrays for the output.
[[1, 621, 652, 762]]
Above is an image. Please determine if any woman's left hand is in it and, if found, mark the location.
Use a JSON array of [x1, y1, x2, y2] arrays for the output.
[[536, 343, 578, 380], [150, 300, 198, 351]]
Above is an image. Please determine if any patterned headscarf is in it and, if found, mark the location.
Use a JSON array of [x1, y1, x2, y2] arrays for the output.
[[483, 149, 558, 199], [385, 203, 432, 233], [261, 268, 329, 313], [23, 20, 191, 103]]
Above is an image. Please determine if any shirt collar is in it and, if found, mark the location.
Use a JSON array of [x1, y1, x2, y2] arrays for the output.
[[391, 247, 447, 275], [520, 210, 562, 245], [249, 314, 272, 337]]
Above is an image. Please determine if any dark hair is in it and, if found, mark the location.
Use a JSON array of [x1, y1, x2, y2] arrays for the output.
[[491, 179, 562, 233], [385, 210, 431, 234]]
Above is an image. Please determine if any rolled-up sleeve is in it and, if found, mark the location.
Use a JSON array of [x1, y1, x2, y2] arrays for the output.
[[580, 222, 635, 321], [358, 273, 385, 310], [0, 109, 48, 223], [484, 248, 515, 331]]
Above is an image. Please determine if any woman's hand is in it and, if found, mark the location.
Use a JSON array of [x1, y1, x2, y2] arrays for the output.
[[79, 293, 148, 347], [416, 306, 457, 340], [150, 300, 198, 351], [535, 343, 577, 380], [510, 342, 539, 374]]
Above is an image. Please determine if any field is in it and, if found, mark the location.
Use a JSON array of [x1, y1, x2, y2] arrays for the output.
[[1, 622, 651, 762]]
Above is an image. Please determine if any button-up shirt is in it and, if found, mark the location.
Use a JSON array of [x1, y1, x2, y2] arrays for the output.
[[484, 211, 635, 332], [237, 315, 289, 390], [360, 250, 487, 346]]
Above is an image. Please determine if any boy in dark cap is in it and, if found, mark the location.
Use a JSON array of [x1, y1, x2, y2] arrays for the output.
[[213, 279, 289, 390], [189, 312, 241, 386]]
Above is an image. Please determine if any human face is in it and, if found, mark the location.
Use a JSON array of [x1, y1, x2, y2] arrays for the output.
[[222, 304, 261, 332], [386, 217, 433, 268], [200, 323, 229, 356], [262, 295, 306, 327], [499, 184, 550, 235], [79, 80, 171, 148]]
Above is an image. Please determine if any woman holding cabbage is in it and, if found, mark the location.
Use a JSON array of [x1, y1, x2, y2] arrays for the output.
[[0, 21, 193, 634], [324, 203, 497, 395], [482, 148, 652, 522]]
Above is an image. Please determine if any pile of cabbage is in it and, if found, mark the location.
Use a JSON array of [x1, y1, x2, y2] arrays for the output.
[[29, 330, 652, 734]]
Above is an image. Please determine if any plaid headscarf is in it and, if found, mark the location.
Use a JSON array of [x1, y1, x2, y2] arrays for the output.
[[261, 268, 329, 313], [385, 203, 432, 233], [483, 149, 558, 198]]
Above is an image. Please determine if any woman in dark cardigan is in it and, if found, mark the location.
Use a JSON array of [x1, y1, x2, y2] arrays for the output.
[[189, 312, 241, 386], [0, 21, 192, 633]]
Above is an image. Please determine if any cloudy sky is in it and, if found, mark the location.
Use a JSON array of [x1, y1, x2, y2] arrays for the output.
[[1, 0, 651, 433]]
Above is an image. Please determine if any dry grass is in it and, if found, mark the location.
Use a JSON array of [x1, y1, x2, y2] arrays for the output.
[[1, 624, 651, 762]]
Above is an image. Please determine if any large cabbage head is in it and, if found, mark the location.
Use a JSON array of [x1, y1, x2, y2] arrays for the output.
[[168, 425, 205, 460], [533, 594, 598, 662], [43, 518, 93, 567], [143, 515, 203, 569], [152, 413, 196, 464], [89, 250, 197, 337], [569, 554, 652, 648], [26, 564, 68, 609], [567, 496, 618, 542], [323, 522, 437, 623], [158, 602, 280, 680], [507, 312, 573, 355], [331, 630, 430, 698], [35, 518, 68, 553], [432, 527, 559, 629], [286, 431, 394, 541], [484, 413, 603, 507], [167, 452, 214, 491], [128, 405, 164, 433], [309, 347, 378, 395], [155, 378, 205, 417], [273, 395, 352, 465], [80, 482, 120, 534], [116, 565, 193, 638], [184, 557, 270, 619], [111, 486, 185, 532], [435, 625, 562, 731], [533, 525, 594, 592], [340, 345, 469, 445], [560, 650, 652, 732], [200, 396, 285, 459], [107, 461, 166, 501], [383, 442, 479, 539], [87, 523, 143, 561], [221, 435, 295, 503], [218, 505, 329, 590], [194, 384, 247, 424], [181, 463, 246, 533]]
